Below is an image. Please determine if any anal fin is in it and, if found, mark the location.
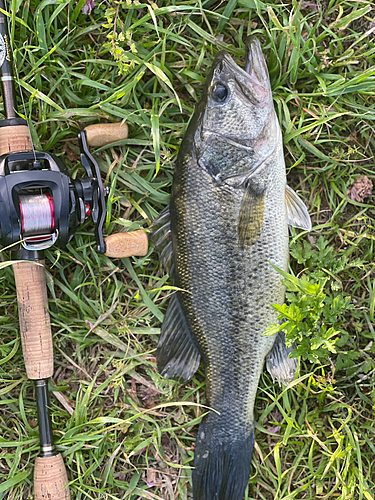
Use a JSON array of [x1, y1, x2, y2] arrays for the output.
[[156, 293, 201, 383], [266, 330, 298, 386]]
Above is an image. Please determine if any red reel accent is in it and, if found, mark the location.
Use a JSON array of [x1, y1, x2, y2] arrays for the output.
[[85, 203, 91, 217], [46, 192, 55, 231]]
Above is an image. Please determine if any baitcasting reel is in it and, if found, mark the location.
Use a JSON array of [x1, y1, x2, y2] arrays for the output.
[[0, 127, 106, 253]]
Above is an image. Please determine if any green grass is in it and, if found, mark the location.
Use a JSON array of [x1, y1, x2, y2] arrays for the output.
[[0, 0, 375, 498]]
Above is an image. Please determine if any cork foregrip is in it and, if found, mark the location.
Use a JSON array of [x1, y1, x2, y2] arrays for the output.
[[104, 230, 148, 258], [13, 261, 54, 379], [0, 125, 33, 156], [34, 454, 70, 500]]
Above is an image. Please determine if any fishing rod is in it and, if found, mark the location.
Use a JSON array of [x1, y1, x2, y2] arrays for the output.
[[0, 2, 148, 498]]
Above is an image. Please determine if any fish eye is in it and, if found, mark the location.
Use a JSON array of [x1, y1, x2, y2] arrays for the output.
[[212, 83, 228, 102]]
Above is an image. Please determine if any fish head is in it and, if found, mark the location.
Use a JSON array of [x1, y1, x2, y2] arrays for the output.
[[194, 37, 281, 185]]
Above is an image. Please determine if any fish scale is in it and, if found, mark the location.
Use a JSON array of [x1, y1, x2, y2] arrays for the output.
[[153, 36, 311, 500]]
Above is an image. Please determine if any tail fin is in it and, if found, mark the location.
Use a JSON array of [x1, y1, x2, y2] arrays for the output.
[[193, 417, 254, 500]]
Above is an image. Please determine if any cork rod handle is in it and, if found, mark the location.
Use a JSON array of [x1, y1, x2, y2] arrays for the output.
[[0, 124, 32, 155], [13, 261, 54, 380], [34, 454, 70, 500]]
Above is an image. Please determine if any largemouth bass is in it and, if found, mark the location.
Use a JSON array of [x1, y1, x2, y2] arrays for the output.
[[152, 37, 311, 500]]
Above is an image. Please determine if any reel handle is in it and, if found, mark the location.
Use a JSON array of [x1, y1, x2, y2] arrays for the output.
[[82, 122, 150, 259]]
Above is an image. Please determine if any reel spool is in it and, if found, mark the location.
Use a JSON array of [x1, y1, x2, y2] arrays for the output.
[[19, 192, 56, 249], [19, 193, 55, 237]]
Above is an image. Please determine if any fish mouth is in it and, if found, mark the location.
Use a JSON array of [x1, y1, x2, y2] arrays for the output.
[[217, 37, 270, 106], [245, 37, 253, 74], [244, 36, 271, 92], [218, 36, 270, 87]]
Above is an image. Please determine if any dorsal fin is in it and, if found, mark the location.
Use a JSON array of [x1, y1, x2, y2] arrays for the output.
[[156, 293, 201, 383]]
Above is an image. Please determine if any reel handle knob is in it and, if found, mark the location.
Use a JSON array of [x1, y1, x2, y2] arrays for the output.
[[84, 122, 128, 147], [34, 454, 70, 500], [104, 230, 148, 258]]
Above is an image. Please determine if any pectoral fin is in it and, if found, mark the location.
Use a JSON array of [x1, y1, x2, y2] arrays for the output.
[[266, 331, 298, 386], [285, 185, 312, 231], [238, 184, 265, 247], [150, 206, 174, 274], [156, 293, 201, 383]]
